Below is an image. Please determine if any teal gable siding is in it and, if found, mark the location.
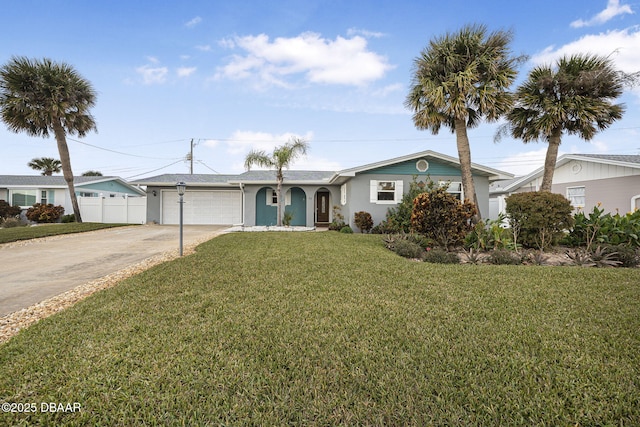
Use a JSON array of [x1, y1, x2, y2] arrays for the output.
[[361, 159, 460, 176], [81, 180, 139, 195]]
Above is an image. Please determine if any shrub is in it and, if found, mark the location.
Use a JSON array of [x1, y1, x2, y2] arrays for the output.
[[411, 186, 477, 249], [505, 192, 574, 251], [25, 203, 65, 223], [0, 200, 21, 219], [61, 214, 76, 223], [601, 244, 640, 268], [354, 211, 373, 233], [423, 248, 460, 264], [339, 225, 353, 234], [392, 239, 425, 259], [384, 176, 430, 233], [371, 221, 397, 234], [328, 205, 346, 231], [564, 205, 640, 249], [487, 250, 522, 265], [464, 214, 514, 251], [283, 211, 293, 226], [1, 217, 27, 228]]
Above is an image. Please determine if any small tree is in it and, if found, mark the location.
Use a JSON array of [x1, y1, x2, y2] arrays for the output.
[[505, 192, 574, 251], [25, 203, 65, 223], [411, 185, 477, 250], [28, 157, 62, 175]]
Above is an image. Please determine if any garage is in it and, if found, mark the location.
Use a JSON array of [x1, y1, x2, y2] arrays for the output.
[[162, 190, 242, 225]]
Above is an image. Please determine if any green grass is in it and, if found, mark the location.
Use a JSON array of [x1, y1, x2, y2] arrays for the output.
[[0, 222, 132, 244], [1, 232, 638, 425]]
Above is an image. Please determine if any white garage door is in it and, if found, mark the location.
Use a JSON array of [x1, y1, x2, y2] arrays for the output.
[[162, 190, 242, 225]]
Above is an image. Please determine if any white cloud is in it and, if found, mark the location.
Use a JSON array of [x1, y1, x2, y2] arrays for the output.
[[371, 83, 403, 97], [195, 45, 212, 52], [185, 16, 202, 28], [136, 64, 168, 85], [204, 130, 342, 172], [531, 26, 640, 73], [497, 148, 549, 175], [215, 32, 393, 88], [347, 27, 385, 38], [177, 67, 196, 77], [570, 0, 633, 28]]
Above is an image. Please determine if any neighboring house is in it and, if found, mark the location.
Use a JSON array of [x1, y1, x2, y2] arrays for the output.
[[489, 154, 640, 219], [133, 150, 513, 228], [0, 175, 146, 217]]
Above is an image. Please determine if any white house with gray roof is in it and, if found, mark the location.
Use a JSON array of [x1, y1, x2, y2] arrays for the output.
[[133, 150, 513, 228], [0, 175, 146, 216], [489, 154, 640, 219]]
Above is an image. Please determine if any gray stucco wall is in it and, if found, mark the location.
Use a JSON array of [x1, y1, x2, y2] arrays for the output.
[[345, 173, 492, 229]]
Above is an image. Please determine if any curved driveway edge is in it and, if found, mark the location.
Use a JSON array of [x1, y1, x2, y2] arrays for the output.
[[0, 225, 228, 317]]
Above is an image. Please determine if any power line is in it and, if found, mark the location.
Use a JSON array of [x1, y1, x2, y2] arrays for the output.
[[125, 159, 185, 179], [68, 137, 183, 160]]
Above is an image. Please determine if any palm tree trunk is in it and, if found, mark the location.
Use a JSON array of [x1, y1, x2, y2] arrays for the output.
[[454, 118, 481, 221], [540, 129, 562, 192], [276, 170, 283, 227], [53, 120, 83, 223]]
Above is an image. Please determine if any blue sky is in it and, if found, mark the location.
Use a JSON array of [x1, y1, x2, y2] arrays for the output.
[[1, 0, 639, 178]]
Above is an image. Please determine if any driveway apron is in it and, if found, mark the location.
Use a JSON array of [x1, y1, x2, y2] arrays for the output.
[[0, 225, 226, 316]]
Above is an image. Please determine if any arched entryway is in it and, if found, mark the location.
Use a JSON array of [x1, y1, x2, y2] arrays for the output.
[[285, 187, 306, 226], [255, 187, 277, 226]]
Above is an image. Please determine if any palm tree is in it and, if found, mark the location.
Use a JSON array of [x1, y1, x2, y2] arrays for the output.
[[82, 170, 103, 176], [244, 138, 309, 226], [28, 157, 62, 176], [0, 57, 97, 222], [498, 54, 625, 192], [405, 24, 522, 220]]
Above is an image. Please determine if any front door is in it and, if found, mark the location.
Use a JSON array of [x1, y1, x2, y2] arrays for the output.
[[316, 191, 330, 223]]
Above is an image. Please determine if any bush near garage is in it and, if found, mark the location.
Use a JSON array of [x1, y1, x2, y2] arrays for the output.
[[25, 203, 65, 223]]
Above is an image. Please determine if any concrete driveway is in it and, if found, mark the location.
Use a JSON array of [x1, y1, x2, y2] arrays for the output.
[[0, 225, 228, 316]]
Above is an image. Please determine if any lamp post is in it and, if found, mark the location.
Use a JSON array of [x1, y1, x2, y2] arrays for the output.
[[176, 181, 186, 256]]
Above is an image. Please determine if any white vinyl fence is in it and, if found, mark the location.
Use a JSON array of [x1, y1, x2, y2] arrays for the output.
[[78, 196, 146, 224]]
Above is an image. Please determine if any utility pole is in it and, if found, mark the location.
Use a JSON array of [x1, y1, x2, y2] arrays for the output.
[[190, 138, 194, 174]]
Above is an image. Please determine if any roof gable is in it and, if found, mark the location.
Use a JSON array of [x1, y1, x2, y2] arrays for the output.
[[334, 150, 512, 181], [0, 175, 146, 195]]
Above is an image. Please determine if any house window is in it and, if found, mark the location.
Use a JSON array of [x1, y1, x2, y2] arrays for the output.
[[79, 192, 98, 197], [40, 190, 48, 204], [440, 181, 463, 201], [10, 190, 37, 207], [266, 189, 291, 206], [567, 186, 585, 208], [416, 159, 429, 172], [370, 180, 403, 204]]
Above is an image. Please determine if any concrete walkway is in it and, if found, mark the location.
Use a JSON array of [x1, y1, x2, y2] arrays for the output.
[[0, 225, 227, 316]]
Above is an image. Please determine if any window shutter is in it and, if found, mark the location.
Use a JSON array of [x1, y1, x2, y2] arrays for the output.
[[370, 181, 377, 203], [394, 180, 403, 202], [285, 189, 292, 206], [341, 184, 347, 205]]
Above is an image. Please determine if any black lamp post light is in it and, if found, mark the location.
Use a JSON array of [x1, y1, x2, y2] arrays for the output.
[[176, 181, 186, 256]]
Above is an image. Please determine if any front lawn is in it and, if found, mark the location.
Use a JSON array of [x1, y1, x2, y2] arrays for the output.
[[0, 232, 638, 425], [0, 222, 132, 244]]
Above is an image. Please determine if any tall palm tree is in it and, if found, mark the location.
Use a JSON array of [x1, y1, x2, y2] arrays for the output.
[[27, 157, 62, 176], [405, 24, 522, 220], [498, 54, 625, 192], [244, 138, 309, 226], [0, 57, 97, 222]]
